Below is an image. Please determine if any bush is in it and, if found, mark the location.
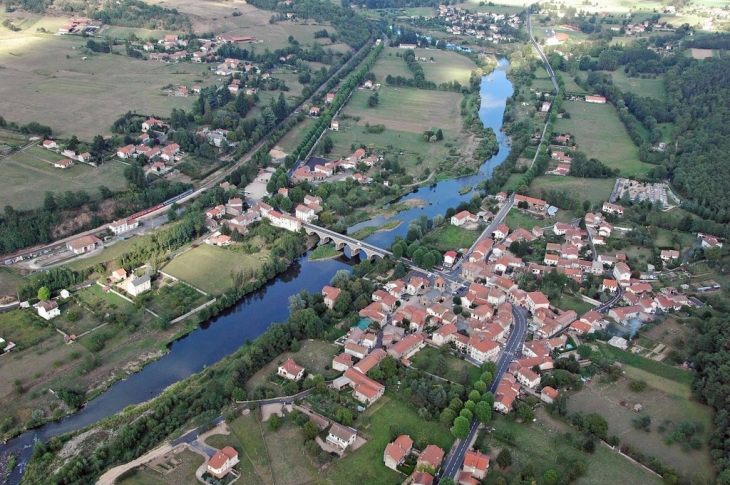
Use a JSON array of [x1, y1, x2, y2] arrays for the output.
[[629, 379, 647, 392]]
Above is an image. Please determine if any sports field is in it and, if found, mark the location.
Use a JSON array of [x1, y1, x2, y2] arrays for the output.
[[162, 243, 269, 295], [555, 100, 652, 177], [0, 146, 128, 209]]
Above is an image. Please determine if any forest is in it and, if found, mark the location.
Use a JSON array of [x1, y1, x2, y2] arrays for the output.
[[93, 0, 191, 31], [691, 314, 730, 485]]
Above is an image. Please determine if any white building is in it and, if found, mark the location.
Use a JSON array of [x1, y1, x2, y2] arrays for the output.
[[36, 300, 60, 320]]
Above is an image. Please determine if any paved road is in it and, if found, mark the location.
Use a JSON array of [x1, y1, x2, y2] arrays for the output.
[[302, 222, 392, 258], [527, 7, 559, 93], [596, 284, 623, 313], [441, 306, 528, 480]]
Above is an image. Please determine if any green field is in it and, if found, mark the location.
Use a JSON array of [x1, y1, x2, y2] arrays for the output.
[[230, 411, 274, 484], [505, 207, 548, 230], [595, 343, 692, 385], [419, 49, 477, 85], [555, 101, 652, 177], [65, 237, 141, 272], [556, 293, 595, 316], [410, 346, 482, 383], [489, 411, 664, 485], [275, 117, 317, 154], [162, 243, 269, 295], [422, 224, 481, 252], [371, 48, 415, 82], [0, 267, 26, 300], [245, 340, 341, 392], [528, 176, 616, 209], [567, 376, 714, 478], [325, 395, 454, 484], [0, 147, 128, 209], [603, 70, 665, 100]]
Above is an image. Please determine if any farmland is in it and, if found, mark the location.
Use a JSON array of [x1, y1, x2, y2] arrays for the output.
[[162, 243, 270, 295], [555, 101, 652, 178], [528, 176, 616, 209], [419, 49, 478, 85], [0, 146, 128, 209], [566, 376, 714, 478]]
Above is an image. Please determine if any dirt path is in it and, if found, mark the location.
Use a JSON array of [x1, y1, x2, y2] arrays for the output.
[[96, 443, 176, 485]]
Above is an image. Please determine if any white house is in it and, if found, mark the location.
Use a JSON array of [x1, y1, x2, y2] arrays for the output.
[[126, 274, 151, 296], [277, 358, 305, 381], [207, 447, 239, 479], [109, 218, 139, 235], [36, 300, 60, 320], [326, 423, 357, 451]]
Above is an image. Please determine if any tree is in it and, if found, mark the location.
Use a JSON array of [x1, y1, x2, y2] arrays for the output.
[[436, 129, 443, 141], [37, 286, 50, 301], [544, 469, 559, 485], [335, 407, 353, 426], [268, 414, 282, 431], [474, 401, 492, 424], [290, 339, 300, 352], [302, 420, 319, 440], [517, 404, 535, 422], [323, 136, 334, 154], [496, 448, 512, 469], [451, 416, 470, 439], [584, 413, 608, 439]]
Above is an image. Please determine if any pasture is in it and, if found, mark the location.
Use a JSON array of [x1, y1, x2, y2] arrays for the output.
[[0, 146, 128, 209], [566, 376, 714, 478], [371, 48, 418, 83], [162, 243, 269, 295], [488, 410, 663, 485], [555, 100, 652, 177], [273, 117, 316, 154], [0, 33, 209, 138], [419, 49, 478, 85], [603, 70, 665, 100]]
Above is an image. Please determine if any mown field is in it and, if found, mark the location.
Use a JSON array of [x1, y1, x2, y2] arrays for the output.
[[0, 146, 128, 209], [422, 224, 481, 252], [419, 49, 477, 85], [528, 176, 616, 209], [555, 101, 652, 178], [162, 243, 269, 295], [603, 70, 665, 100]]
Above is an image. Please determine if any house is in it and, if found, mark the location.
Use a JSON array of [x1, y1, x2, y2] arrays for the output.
[[468, 336, 500, 363], [344, 368, 384, 405], [444, 251, 458, 267], [388, 333, 426, 360], [602, 202, 624, 216], [700, 235, 723, 249], [412, 471, 434, 485], [585, 95, 607, 104], [54, 159, 74, 169], [601, 279, 618, 293], [512, 365, 540, 388], [608, 335, 628, 350], [42, 140, 57, 150], [325, 93, 335, 104], [277, 358, 305, 381], [207, 447, 239, 479], [332, 352, 354, 372], [515, 194, 547, 211], [353, 348, 386, 374], [127, 274, 151, 296], [142, 117, 164, 132], [117, 144, 136, 159], [526, 291, 550, 312], [322, 285, 341, 309], [432, 324, 457, 346], [109, 218, 139, 235], [110, 268, 127, 282], [462, 450, 490, 479], [608, 305, 642, 323], [540, 386, 559, 404], [492, 224, 509, 240], [417, 445, 445, 471], [67, 235, 102, 255], [331, 120, 339, 131], [613, 262, 631, 284], [451, 210, 478, 227], [326, 423, 357, 451], [660, 249, 680, 262], [494, 374, 520, 413], [36, 300, 60, 320], [309, 106, 320, 116], [384, 435, 413, 470]]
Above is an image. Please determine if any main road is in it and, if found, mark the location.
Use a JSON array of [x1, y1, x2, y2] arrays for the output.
[[526, 6, 559, 92], [440, 305, 529, 480]]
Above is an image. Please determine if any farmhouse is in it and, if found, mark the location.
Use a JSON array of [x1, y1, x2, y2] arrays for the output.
[[54, 159, 74, 169], [515, 194, 547, 211], [451, 210, 478, 227], [277, 358, 305, 381], [36, 300, 60, 320], [207, 447, 239, 479], [67, 235, 102, 255], [602, 202, 624, 216], [384, 435, 413, 470], [42, 140, 57, 149]]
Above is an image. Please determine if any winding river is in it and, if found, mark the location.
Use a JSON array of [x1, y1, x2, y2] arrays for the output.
[[0, 57, 513, 484]]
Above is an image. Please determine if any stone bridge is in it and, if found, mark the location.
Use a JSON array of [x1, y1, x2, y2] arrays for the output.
[[302, 223, 392, 261]]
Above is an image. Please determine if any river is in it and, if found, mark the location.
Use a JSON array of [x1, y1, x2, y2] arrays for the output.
[[0, 57, 513, 484]]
